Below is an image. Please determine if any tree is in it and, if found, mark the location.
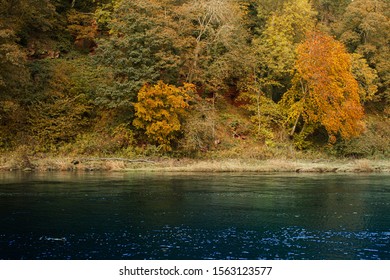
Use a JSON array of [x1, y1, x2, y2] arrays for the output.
[[241, 0, 316, 142], [27, 59, 94, 150], [95, 0, 183, 110], [312, 0, 350, 25], [350, 53, 378, 104], [181, 0, 252, 92], [0, 2, 29, 148], [254, 0, 286, 31], [282, 31, 365, 146], [337, 0, 390, 105], [238, 80, 284, 143], [66, 8, 98, 51], [133, 81, 195, 151], [254, 0, 317, 101], [0, 0, 62, 52], [0, 23, 29, 147], [0, 0, 53, 97], [0, 22, 28, 98]]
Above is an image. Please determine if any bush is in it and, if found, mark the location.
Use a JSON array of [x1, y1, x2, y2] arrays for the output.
[[179, 97, 216, 156], [59, 124, 135, 156], [133, 81, 195, 151], [334, 117, 390, 158], [27, 58, 96, 151]]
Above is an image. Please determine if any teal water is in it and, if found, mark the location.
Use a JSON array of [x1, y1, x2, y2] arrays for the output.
[[0, 172, 389, 260]]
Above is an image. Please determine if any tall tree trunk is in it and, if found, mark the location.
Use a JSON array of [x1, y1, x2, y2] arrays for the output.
[[290, 114, 300, 137], [254, 68, 261, 136], [187, 42, 201, 83], [290, 78, 308, 137]]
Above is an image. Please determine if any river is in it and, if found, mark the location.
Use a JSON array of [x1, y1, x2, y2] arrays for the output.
[[0, 172, 389, 259]]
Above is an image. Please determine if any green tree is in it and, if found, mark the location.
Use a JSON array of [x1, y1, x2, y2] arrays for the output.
[[95, 0, 182, 110], [312, 0, 350, 25], [238, 80, 284, 143], [337, 0, 390, 105]]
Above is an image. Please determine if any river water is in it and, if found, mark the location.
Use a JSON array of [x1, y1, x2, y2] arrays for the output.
[[0, 172, 389, 260]]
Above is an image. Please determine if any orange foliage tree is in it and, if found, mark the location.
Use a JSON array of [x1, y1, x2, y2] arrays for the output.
[[282, 31, 365, 146], [133, 81, 195, 151]]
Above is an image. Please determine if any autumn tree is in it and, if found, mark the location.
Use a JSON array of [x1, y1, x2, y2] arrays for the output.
[[27, 58, 95, 150], [282, 31, 365, 147], [133, 81, 195, 151], [0, 17, 30, 147], [240, 0, 316, 142], [0, 1, 36, 147], [254, 0, 317, 99], [0, 22, 28, 98], [254, 0, 286, 32], [0, 0, 58, 33], [337, 0, 390, 106], [0, 0, 60, 96], [350, 53, 378, 104]]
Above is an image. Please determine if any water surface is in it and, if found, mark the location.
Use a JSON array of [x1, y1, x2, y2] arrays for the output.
[[0, 172, 389, 259]]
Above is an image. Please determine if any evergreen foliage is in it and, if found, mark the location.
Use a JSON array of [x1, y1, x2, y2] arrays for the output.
[[94, 0, 182, 109]]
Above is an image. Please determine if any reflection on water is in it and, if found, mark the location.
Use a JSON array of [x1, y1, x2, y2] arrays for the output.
[[0, 172, 389, 259]]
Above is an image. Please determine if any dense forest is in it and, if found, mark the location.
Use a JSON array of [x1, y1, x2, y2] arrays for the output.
[[1, 0, 389, 161]]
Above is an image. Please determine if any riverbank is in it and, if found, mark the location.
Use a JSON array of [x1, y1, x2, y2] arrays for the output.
[[1, 154, 390, 173]]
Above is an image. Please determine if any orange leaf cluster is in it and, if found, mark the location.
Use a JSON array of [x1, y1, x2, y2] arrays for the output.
[[294, 31, 365, 141]]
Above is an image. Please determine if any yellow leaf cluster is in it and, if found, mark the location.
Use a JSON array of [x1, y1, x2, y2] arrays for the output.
[[133, 81, 195, 150]]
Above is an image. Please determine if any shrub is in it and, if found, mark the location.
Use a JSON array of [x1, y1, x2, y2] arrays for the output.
[[133, 81, 195, 151]]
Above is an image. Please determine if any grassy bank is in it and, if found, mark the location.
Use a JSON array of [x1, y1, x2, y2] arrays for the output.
[[1, 153, 389, 173]]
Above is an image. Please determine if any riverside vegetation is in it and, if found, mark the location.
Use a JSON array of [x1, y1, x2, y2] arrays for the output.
[[0, 0, 389, 172]]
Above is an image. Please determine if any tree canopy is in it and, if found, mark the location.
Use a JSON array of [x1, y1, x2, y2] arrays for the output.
[[0, 0, 389, 157], [282, 31, 365, 145]]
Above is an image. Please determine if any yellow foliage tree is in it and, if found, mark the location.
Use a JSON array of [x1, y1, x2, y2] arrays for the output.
[[282, 31, 365, 146], [133, 81, 195, 151]]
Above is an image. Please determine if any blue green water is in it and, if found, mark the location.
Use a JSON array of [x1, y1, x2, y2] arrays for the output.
[[0, 172, 389, 260]]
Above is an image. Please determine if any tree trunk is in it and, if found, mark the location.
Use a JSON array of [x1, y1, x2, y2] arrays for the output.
[[290, 113, 300, 137]]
